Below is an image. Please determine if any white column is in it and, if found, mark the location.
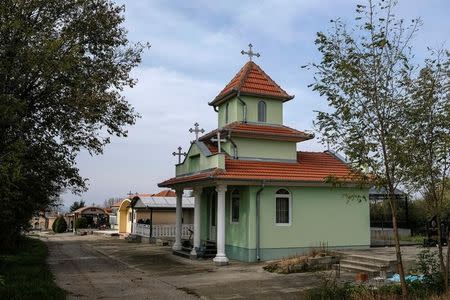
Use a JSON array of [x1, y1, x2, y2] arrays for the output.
[[213, 185, 229, 265], [172, 188, 183, 251], [191, 188, 202, 256]]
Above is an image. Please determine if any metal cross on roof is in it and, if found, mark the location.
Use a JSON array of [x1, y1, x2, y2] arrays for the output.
[[189, 122, 205, 141], [172, 146, 186, 164], [210, 131, 227, 153], [241, 43, 260, 61]]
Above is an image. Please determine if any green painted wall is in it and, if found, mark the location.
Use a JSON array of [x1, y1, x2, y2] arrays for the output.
[[257, 186, 370, 249], [232, 137, 297, 160], [224, 187, 251, 249], [218, 98, 240, 127], [200, 190, 210, 241], [175, 144, 226, 176], [199, 185, 369, 262], [217, 96, 283, 127], [243, 96, 283, 125], [225, 185, 369, 261]]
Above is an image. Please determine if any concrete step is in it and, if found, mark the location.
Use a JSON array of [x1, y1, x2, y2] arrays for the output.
[[181, 246, 192, 252], [343, 254, 394, 265], [340, 263, 380, 275], [340, 259, 387, 270], [173, 250, 191, 259]]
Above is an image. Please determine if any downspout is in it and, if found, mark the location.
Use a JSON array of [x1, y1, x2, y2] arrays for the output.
[[227, 130, 238, 159], [235, 89, 247, 123], [256, 181, 266, 261]]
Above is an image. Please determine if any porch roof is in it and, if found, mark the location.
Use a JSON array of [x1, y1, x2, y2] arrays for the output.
[[133, 196, 195, 209], [158, 151, 358, 187]]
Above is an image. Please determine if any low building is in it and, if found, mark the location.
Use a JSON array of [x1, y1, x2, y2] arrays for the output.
[[66, 206, 109, 230], [29, 211, 59, 231], [117, 190, 194, 235]]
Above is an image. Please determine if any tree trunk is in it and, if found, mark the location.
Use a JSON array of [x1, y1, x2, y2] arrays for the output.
[[446, 230, 450, 293], [389, 198, 408, 299], [436, 214, 446, 274]]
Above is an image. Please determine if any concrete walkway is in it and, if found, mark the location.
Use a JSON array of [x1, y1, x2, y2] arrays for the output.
[[340, 245, 445, 262], [42, 233, 196, 299], [40, 233, 354, 299]]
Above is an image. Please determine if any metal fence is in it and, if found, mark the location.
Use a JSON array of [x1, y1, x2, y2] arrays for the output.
[[132, 223, 193, 238]]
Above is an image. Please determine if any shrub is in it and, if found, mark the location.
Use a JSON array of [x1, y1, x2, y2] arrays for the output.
[[75, 217, 88, 229], [52, 217, 67, 233], [411, 249, 445, 295]]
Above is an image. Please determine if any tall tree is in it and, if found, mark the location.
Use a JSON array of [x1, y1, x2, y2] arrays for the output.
[[403, 49, 450, 290], [305, 0, 420, 297], [0, 0, 148, 251], [103, 197, 121, 208], [70, 200, 86, 212]]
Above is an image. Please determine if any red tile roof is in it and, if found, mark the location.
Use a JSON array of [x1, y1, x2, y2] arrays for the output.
[[151, 190, 176, 197], [158, 151, 356, 187], [205, 142, 219, 154], [221, 152, 352, 181], [210, 61, 294, 106], [199, 122, 313, 143]]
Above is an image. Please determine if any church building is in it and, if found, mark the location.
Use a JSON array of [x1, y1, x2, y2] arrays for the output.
[[159, 46, 370, 265]]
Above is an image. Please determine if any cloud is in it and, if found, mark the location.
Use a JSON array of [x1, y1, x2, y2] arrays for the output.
[[62, 66, 223, 205], [62, 0, 450, 206]]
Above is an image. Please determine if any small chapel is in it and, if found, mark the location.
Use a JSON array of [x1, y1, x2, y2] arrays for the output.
[[158, 45, 370, 265]]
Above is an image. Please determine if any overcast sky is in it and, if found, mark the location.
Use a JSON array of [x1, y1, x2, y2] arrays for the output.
[[61, 0, 449, 208]]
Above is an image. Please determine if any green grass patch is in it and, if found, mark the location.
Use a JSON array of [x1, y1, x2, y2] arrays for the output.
[[0, 237, 65, 300], [400, 235, 425, 243]]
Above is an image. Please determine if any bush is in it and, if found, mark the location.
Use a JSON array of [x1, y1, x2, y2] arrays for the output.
[[411, 249, 445, 295], [75, 217, 88, 229], [52, 217, 67, 233]]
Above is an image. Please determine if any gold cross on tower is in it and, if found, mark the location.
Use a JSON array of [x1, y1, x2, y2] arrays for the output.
[[241, 43, 260, 61]]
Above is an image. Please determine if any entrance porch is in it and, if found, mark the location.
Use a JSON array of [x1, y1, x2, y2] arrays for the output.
[[171, 185, 230, 265]]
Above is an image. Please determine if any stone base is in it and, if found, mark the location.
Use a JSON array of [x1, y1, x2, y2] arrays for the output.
[[172, 244, 182, 251], [213, 256, 229, 266]]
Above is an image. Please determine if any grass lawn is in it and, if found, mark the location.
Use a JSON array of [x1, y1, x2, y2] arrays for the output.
[[0, 236, 65, 300]]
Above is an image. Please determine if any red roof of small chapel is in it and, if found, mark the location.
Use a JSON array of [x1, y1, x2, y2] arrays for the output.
[[158, 151, 355, 187], [158, 60, 357, 188], [209, 61, 294, 106], [199, 121, 313, 143]]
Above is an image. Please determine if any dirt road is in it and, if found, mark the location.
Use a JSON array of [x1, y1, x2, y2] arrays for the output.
[[44, 234, 196, 300]]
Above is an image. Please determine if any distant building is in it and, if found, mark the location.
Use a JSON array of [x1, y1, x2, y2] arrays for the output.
[[29, 211, 59, 231], [116, 190, 194, 234], [66, 206, 109, 230]]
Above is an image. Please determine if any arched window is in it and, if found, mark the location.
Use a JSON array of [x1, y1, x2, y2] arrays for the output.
[[258, 100, 266, 122], [225, 102, 229, 123], [230, 189, 240, 223], [275, 189, 291, 225]]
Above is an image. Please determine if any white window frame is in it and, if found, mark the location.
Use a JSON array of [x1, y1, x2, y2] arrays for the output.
[[230, 189, 240, 224], [274, 188, 292, 226]]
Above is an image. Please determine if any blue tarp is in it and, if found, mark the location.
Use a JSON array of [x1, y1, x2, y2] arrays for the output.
[[388, 274, 424, 282]]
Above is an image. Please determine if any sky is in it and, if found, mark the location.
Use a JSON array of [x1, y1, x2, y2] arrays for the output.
[[61, 0, 450, 209]]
